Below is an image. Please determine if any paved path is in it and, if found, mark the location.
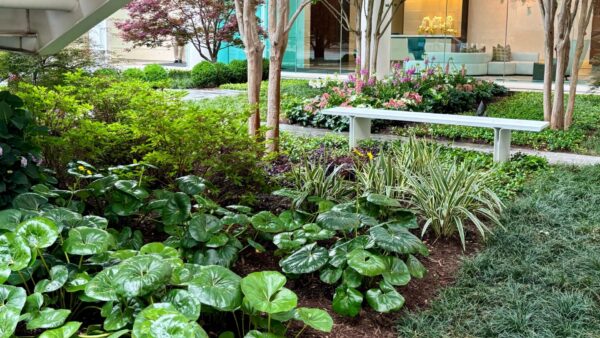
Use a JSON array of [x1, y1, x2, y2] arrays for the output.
[[280, 124, 600, 166], [182, 89, 243, 100]]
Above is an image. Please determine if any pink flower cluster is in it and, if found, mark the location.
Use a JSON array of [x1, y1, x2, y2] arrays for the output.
[[383, 99, 407, 109]]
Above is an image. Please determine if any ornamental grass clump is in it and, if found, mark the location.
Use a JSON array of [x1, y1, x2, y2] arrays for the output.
[[354, 137, 441, 199], [403, 161, 504, 249]]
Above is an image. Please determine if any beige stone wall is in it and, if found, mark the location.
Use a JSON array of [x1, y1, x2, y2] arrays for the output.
[[105, 9, 174, 63]]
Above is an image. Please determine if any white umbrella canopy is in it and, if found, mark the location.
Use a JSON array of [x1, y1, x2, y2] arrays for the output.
[[0, 0, 130, 55]]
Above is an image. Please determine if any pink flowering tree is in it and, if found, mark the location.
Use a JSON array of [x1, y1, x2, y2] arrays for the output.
[[115, 0, 240, 62]]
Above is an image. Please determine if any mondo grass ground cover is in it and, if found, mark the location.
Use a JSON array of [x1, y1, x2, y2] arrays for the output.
[[399, 92, 600, 155], [397, 165, 600, 337]]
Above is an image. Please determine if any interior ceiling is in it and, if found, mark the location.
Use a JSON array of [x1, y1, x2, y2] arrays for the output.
[[0, 0, 131, 55]]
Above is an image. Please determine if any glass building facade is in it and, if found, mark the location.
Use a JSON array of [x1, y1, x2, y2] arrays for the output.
[[218, 0, 598, 81]]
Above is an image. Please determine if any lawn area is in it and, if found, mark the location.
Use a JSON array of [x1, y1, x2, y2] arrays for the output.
[[398, 165, 600, 337]]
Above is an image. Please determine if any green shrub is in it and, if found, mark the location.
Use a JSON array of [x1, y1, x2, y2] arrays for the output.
[[93, 67, 120, 78], [17, 72, 266, 202], [0, 91, 55, 207], [122, 67, 145, 80], [143, 64, 168, 82], [191, 61, 220, 88], [227, 59, 248, 83], [215, 62, 230, 82]]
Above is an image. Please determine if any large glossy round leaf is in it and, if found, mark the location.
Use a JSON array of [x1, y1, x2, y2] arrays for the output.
[[319, 266, 343, 284], [65, 272, 91, 292], [39, 321, 82, 338], [26, 308, 71, 330], [63, 227, 115, 255], [388, 210, 419, 230], [114, 255, 172, 298], [406, 254, 426, 279], [140, 243, 179, 259], [16, 217, 58, 249], [0, 209, 21, 231], [316, 211, 361, 231], [132, 303, 208, 338], [80, 215, 109, 229], [188, 214, 210, 242], [366, 193, 401, 207], [162, 193, 191, 225], [365, 287, 405, 313], [34, 265, 68, 293], [85, 266, 120, 301], [108, 190, 143, 216], [347, 249, 386, 277], [176, 175, 206, 195], [0, 307, 19, 338], [382, 257, 411, 286], [0, 285, 26, 312], [42, 208, 82, 231], [12, 193, 47, 210], [187, 265, 242, 311], [294, 308, 333, 332], [163, 289, 201, 321], [280, 243, 328, 274], [332, 286, 362, 317], [114, 180, 149, 200], [273, 232, 306, 251], [369, 226, 428, 256], [298, 223, 335, 241], [240, 271, 297, 314], [250, 211, 286, 233], [0, 233, 31, 271], [342, 267, 363, 288], [171, 264, 204, 285]]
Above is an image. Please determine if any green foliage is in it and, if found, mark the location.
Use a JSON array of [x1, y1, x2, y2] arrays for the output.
[[398, 165, 600, 337], [251, 193, 429, 316], [191, 61, 222, 88], [0, 91, 55, 208], [143, 64, 168, 82], [227, 59, 248, 83], [404, 161, 504, 249], [15, 74, 266, 202], [0, 165, 332, 337], [122, 67, 145, 80]]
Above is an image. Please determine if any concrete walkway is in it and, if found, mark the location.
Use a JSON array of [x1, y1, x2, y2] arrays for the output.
[[182, 88, 243, 100], [280, 124, 600, 166]]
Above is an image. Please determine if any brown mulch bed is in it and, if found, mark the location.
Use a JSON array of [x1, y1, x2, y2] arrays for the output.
[[232, 236, 480, 338]]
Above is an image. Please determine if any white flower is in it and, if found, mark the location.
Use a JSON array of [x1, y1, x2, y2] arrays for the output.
[[20, 156, 27, 168]]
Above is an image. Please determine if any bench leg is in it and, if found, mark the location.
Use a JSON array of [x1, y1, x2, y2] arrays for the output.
[[349, 117, 371, 150], [493, 128, 511, 162]]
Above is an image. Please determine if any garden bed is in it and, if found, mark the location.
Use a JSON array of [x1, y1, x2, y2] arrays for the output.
[[231, 237, 478, 338]]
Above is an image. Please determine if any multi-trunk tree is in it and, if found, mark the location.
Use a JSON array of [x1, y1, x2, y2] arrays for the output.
[[116, 0, 239, 62], [234, 0, 312, 151], [538, 0, 597, 130]]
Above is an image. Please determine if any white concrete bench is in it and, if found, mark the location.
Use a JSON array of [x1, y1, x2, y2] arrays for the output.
[[320, 107, 549, 162]]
